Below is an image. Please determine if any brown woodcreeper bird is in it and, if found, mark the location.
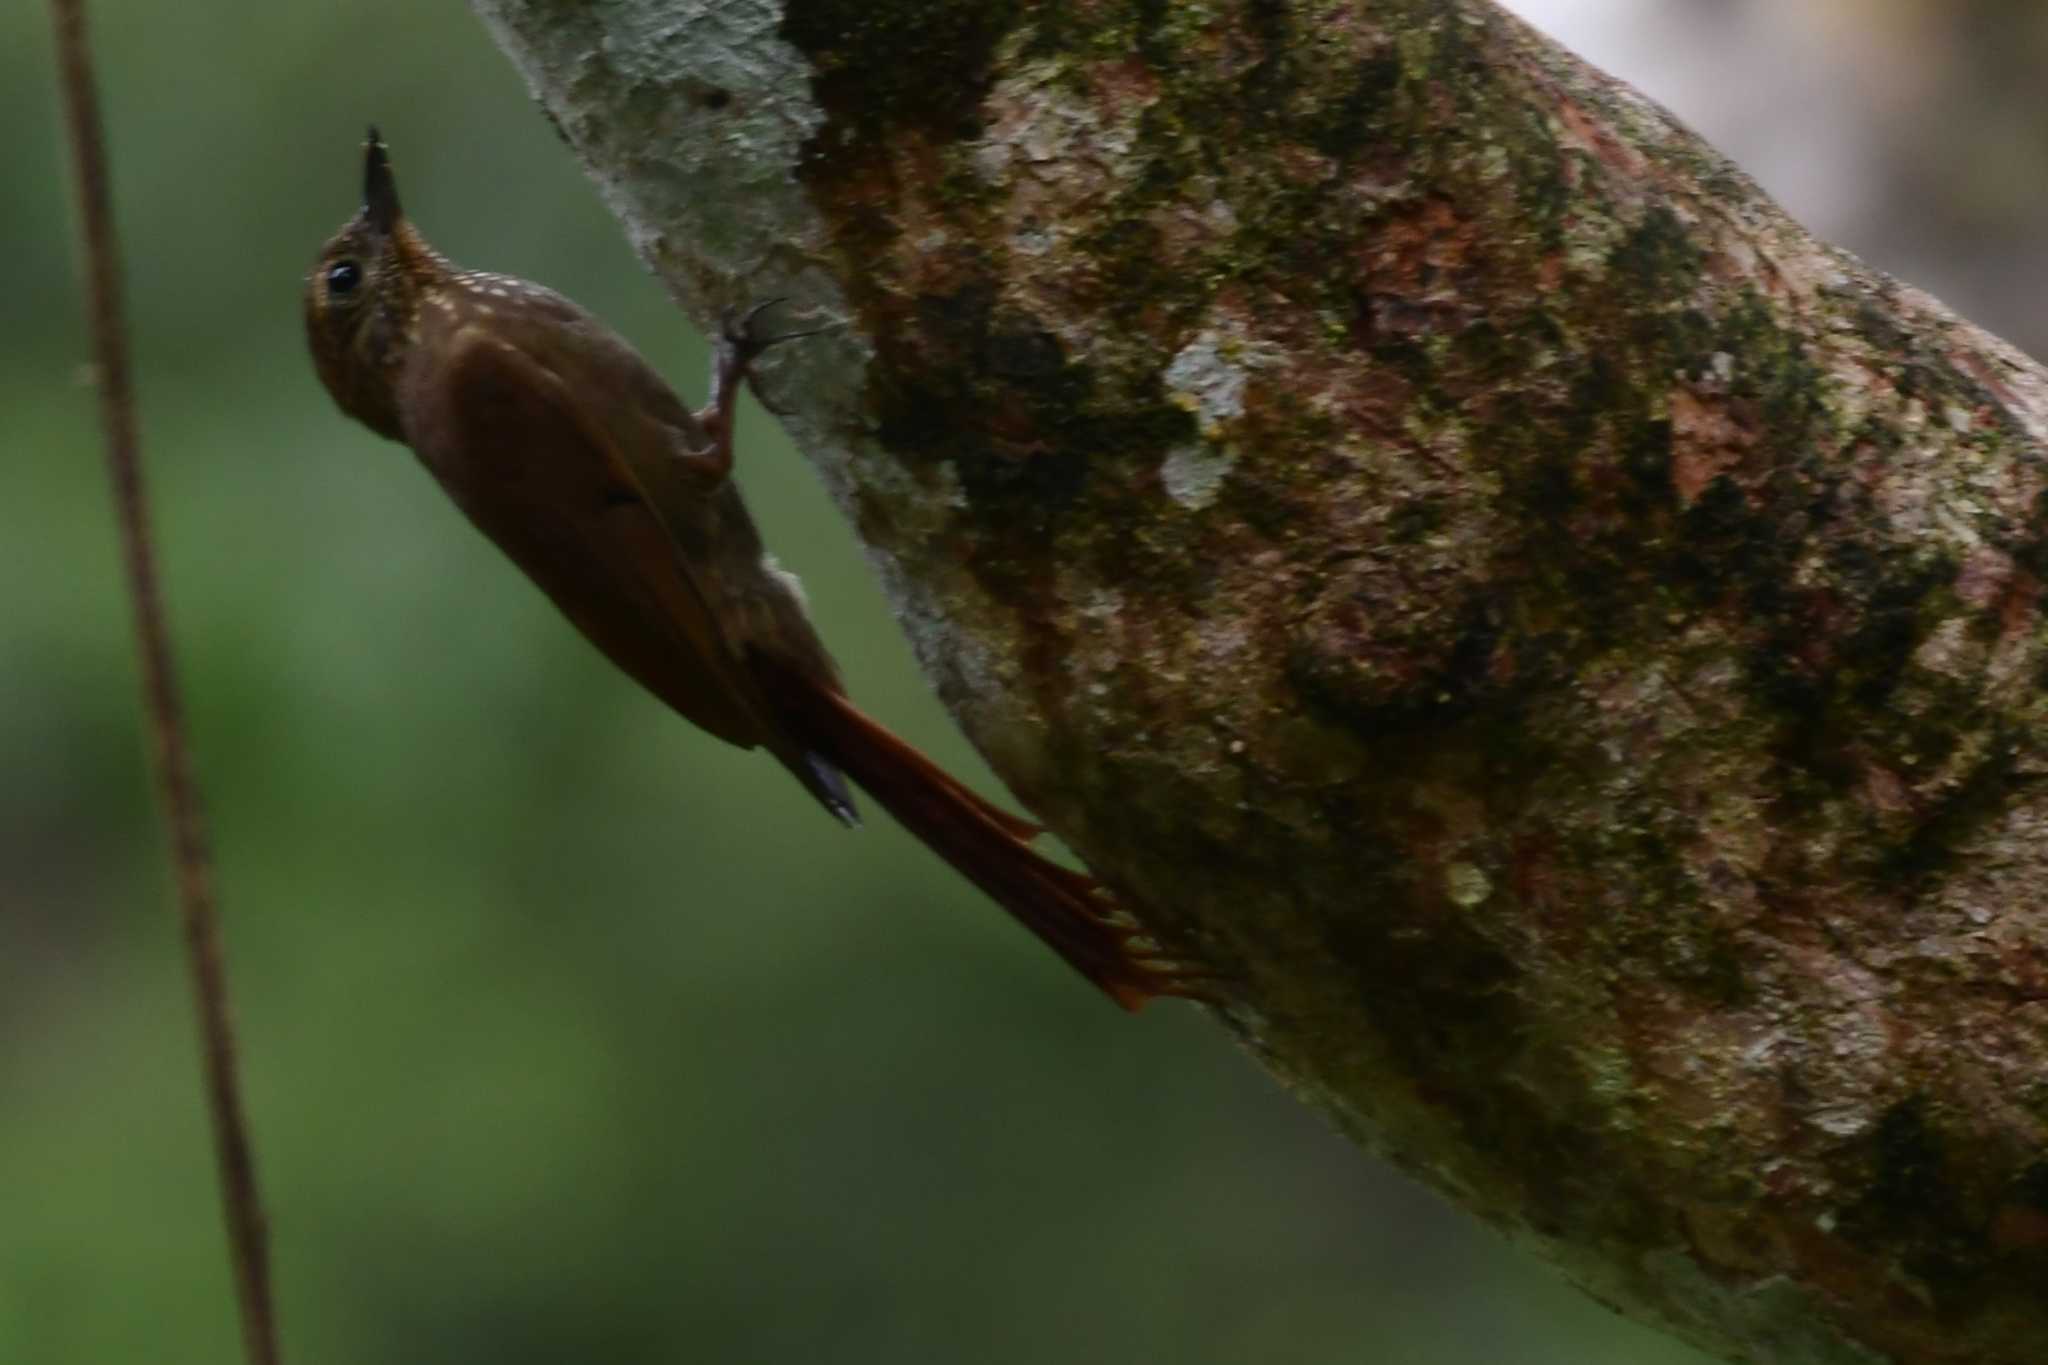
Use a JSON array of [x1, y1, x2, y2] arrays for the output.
[[304, 129, 1199, 1010]]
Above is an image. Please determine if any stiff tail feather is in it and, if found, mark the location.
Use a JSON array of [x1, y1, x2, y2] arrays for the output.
[[754, 657, 1194, 1010]]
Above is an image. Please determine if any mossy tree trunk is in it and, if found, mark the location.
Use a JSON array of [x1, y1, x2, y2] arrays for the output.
[[468, 2, 2048, 1360]]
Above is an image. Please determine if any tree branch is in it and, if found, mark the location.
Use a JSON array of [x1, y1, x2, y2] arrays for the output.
[[470, 2, 2048, 1361], [48, 2, 280, 1360]]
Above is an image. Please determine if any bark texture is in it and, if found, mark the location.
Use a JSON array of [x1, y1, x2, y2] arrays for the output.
[[468, 2, 2048, 1360]]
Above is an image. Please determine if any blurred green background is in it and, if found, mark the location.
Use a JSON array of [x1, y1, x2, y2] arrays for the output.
[[6, 3, 2041, 1362]]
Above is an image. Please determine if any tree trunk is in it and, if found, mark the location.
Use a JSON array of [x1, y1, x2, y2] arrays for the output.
[[468, 2, 2048, 1360]]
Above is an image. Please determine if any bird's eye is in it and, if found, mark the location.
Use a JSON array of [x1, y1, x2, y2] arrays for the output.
[[326, 260, 362, 297]]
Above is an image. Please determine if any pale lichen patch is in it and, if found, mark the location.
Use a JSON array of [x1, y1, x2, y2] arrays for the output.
[[1445, 862, 1492, 908], [1160, 443, 1233, 510], [1163, 321, 1275, 435]]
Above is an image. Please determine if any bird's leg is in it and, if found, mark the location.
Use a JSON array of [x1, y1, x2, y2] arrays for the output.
[[678, 299, 824, 485]]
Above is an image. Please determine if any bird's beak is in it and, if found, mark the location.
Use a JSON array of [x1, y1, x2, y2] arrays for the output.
[[363, 124, 402, 235]]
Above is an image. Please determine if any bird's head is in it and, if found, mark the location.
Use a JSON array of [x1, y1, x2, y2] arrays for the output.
[[304, 127, 443, 440]]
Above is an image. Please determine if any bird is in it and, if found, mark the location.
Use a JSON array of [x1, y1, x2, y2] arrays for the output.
[[303, 128, 1203, 1010]]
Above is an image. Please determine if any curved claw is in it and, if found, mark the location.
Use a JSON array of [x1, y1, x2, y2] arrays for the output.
[[720, 297, 828, 360], [689, 298, 835, 477]]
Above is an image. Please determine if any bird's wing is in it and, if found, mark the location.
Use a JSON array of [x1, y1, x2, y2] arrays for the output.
[[407, 326, 770, 749]]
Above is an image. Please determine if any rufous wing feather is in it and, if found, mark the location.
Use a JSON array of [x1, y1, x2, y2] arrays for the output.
[[407, 328, 774, 749]]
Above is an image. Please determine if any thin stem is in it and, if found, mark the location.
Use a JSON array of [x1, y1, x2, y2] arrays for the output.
[[47, 3, 282, 1362]]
